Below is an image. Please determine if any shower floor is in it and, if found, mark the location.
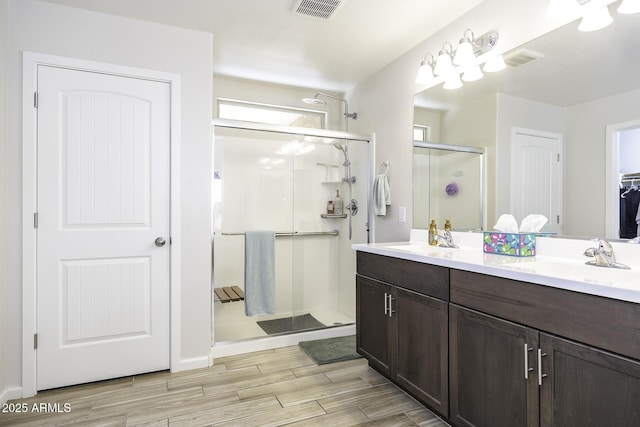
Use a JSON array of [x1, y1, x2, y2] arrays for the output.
[[214, 301, 354, 343]]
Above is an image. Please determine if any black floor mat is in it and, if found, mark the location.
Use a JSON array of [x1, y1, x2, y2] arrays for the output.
[[257, 313, 325, 335], [299, 335, 361, 365]]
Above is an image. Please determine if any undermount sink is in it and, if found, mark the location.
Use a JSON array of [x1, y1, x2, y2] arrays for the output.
[[500, 259, 639, 286], [384, 243, 458, 252]]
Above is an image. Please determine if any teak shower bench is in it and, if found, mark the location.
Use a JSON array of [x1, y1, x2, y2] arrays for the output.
[[214, 286, 245, 303]]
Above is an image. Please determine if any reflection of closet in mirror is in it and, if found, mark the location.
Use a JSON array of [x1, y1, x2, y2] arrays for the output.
[[616, 127, 640, 239], [413, 142, 484, 231]]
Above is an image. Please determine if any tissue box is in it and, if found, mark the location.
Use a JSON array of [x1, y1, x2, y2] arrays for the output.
[[483, 232, 536, 257]]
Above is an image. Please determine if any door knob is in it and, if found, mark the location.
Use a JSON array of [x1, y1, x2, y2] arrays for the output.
[[155, 237, 166, 247]]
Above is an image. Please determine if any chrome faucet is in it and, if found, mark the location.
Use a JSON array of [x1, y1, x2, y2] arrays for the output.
[[436, 230, 458, 248], [583, 239, 630, 269]]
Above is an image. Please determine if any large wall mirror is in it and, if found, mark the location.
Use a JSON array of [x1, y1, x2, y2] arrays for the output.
[[414, 7, 640, 239]]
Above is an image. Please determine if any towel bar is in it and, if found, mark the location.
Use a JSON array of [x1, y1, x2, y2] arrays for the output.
[[219, 230, 339, 237]]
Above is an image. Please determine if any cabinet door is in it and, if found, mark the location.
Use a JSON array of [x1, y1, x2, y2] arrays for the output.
[[540, 333, 640, 426], [395, 287, 448, 415], [450, 305, 539, 427], [356, 275, 393, 376]]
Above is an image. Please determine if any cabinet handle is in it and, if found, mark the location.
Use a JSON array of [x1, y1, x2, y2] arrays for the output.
[[384, 292, 388, 315], [538, 349, 548, 386], [388, 294, 395, 317], [524, 344, 534, 379]]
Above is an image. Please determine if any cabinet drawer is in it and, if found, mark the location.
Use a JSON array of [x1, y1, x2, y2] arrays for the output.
[[356, 252, 449, 300], [450, 269, 640, 360]]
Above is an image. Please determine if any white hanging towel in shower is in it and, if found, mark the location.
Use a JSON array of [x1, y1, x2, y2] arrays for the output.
[[244, 231, 276, 316], [373, 173, 391, 216]]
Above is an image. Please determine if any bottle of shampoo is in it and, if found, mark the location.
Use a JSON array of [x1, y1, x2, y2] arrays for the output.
[[333, 190, 343, 215], [429, 219, 438, 246], [327, 200, 335, 214], [444, 219, 452, 231]]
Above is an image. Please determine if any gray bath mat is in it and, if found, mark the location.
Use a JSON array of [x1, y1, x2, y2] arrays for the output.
[[257, 313, 325, 335], [298, 335, 361, 365]]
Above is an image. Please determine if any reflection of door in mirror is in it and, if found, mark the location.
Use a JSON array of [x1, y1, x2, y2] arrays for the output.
[[510, 128, 562, 234]]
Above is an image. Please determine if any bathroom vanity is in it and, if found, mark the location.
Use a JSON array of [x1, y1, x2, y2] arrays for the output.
[[353, 233, 640, 427]]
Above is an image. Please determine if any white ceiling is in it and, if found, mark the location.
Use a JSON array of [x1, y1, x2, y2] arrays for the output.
[[41, 0, 485, 92]]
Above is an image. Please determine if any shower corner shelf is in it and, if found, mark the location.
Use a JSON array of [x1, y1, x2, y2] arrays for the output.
[[321, 181, 344, 185], [321, 213, 347, 219]]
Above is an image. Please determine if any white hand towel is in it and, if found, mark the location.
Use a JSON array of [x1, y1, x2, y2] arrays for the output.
[[373, 174, 391, 216]]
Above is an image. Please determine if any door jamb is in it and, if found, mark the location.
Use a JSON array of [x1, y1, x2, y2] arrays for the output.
[[21, 52, 182, 397]]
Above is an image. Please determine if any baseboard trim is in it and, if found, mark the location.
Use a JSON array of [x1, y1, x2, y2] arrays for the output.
[[0, 386, 24, 404], [172, 355, 211, 373], [210, 324, 356, 359]]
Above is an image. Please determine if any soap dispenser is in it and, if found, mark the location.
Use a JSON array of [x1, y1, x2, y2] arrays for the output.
[[428, 219, 438, 246], [333, 190, 343, 215]]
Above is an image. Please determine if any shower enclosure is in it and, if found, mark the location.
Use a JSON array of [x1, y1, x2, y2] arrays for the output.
[[212, 119, 371, 351]]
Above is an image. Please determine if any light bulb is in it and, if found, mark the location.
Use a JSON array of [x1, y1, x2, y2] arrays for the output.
[[434, 50, 453, 76], [545, 0, 581, 20], [618, 0, 640, 14], [483, 55, 506, 72], [578, 6, 613, 32], [416, 60, 434, 84], [453, 39, 475, 66], [443, 73, 463, 90], [462, 65, 483, 82]]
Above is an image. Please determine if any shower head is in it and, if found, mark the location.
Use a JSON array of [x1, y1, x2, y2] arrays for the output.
[[302, 96, 326, 105], [333, 142, 347, 153]]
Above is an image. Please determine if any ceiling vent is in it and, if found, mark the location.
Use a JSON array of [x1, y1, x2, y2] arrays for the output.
[[290, 0, 345, 19], [504, 48, 545, 68]]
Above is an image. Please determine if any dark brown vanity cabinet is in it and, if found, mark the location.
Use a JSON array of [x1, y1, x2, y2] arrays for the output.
[[356, 252, 640, 427], [539, 333, 640, 427], [449, 304, 539, 427], [450, 269, 640, 427], [356, 252, 449, 415]]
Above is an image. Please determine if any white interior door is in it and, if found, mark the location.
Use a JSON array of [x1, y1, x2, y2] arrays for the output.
[[511, 128, 562, 234], [36, 65, 171, 390]]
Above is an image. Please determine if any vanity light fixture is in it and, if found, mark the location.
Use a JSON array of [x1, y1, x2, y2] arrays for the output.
[[434, 42, 454, 76], [415, 30, 500, 88], [618, 0, 640, 14], [416, 54, 435, 84]]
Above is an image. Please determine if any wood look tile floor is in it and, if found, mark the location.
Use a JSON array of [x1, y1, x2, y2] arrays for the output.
[[0, 346, 450, 427]]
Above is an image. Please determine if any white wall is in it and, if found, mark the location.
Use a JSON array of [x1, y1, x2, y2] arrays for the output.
[[347, 0, 586, 242], [0, 0, 9, 404], [4, 0, 212, 398], [565, 87, 640, 236]]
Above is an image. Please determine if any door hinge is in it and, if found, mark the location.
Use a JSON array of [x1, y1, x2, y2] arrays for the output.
[[34, 92, 38, 108], [557, 215, 560, 224], [557, 153, 560, 162], [34, 212, 38, 228], [34, 333, 38, 350]]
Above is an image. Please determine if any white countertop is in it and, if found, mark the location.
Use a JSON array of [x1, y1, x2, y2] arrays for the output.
[[353, 232, 640, 304]]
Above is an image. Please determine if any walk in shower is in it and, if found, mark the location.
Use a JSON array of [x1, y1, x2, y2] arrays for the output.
[[212, 119, 371, 353]]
